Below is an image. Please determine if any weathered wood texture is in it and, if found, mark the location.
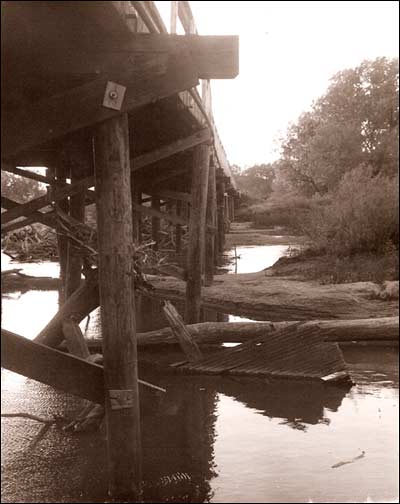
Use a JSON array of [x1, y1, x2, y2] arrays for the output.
[[62, 317, 91, 360], [133, 317, 400, 346], [175, 323, 351, 383], [94, 113, 141, 500], [151, 197, 161, 251], [185, 142, 210, 324], [3, 47, 199, 159], [0, 196, 55, 233], [34, 278, 99, 347], [65, 142, 88, 298], [133, 202, 187, 226], [162, 301, 202, 362], [2, 329, 166, 404], [175, 200, 182, 253], [205, 157, 217, 285], [2, 329, 104, 403], [133, 127, 211, 172], [131, 177, 142, 244], [216, 178, 225, 254], [1, 130, 211, 232]]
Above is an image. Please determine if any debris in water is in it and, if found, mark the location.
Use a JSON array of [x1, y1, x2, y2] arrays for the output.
[[331, 450, 366, 468]]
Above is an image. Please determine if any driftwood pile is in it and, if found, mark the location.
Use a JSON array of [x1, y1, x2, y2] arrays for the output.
[[2, 225, 58, 261]]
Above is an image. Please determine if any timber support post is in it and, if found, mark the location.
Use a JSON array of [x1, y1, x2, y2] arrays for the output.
[[53, 163, 69, 304], [185, 142, 210, 324], [205, 156, 216, 286], [175, 200, 182, 253], [94, 113, 141, 500], [131, 176, 142, 244], [216, 176, 226, 257], [64, 137, 88, 299], [151, 196, 161, 250]]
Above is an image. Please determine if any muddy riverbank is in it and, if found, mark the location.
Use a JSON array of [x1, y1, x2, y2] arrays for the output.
[[149, 223, 398, 321]]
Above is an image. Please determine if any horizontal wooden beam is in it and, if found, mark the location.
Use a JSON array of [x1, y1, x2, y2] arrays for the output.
[[132, 128, 211, 172], [133, 203, 188, 226], [145, 189, 191, 204], [23, 35, 238, 80], [1, 164, 50, 184], [3, 48, 199, 159], [1, 196, 56, 232], [1, 177, 95, 226], [1, 130, 209, 228]]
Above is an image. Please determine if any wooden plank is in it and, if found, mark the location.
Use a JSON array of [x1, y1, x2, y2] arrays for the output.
[[178, 1, 198, 34], [132, 128, 211, 172], [170, 1, 178, 34], [94, 113, 141, 499], [1, 164, 51, 184], [62, 317, 91, 360], [133, 203, 187, 226], [185, 142, 210, 323], [1, 130, 209, 228], [175, 200, 182, 253], [176, 324, 351, 383], [205, 157, 217, 285], [162, 301, 202, 362], [1, 177, 94, 226], [151, 196, 161, 251], [1, 196, 55, 231], [35, 278, 99, 348], [3, 48, 199, 159], [145, 188, 192, 204], [1, 329, 104, 404], [64, 140, 88, 299], [216, 178, 226, 254], [2, 329, 166, 404]]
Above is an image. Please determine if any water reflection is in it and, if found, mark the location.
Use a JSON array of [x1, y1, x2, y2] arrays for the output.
[[1, 260, 398, 503], [227, 245, 289, 274]]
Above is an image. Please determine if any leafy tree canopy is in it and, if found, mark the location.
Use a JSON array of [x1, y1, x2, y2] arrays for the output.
[[278, 57, 399, 196]]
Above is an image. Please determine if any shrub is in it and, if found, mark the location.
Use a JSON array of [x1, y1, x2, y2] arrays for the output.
[[303, 166, 399, 256], [236, 191, 312, 230]]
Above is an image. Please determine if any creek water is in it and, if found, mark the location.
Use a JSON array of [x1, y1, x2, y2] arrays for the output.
[[1, 249, 398, 503]]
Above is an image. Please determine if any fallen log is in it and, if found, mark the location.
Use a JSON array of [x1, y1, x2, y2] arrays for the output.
[[133, 317, 399, 346], [1, 270, 60, 291]]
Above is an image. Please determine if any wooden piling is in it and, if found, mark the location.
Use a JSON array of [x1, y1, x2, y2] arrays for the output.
[[205, 156, 216, 286], [94, 113, 141, 500], [175, 200, 182, 253], [131, 176, 141, 244], [54, 163, 69, 304], [230, 194, 235, 222], [151, 196, 160, 251], [185, 142, 210, 324], [216, 177, 225, 255], [65, 141, 88, 299]]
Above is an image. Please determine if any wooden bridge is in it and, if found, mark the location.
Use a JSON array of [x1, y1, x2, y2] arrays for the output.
[[1, 1, 239, 499]]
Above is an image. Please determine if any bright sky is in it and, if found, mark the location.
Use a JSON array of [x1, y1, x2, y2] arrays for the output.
[[155, 1, 399, 168]]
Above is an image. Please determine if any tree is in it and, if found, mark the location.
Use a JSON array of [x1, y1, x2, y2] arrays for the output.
[[1, 171, 46, 205], [279, 57, 399, 196], [235, 163, 276, 200]]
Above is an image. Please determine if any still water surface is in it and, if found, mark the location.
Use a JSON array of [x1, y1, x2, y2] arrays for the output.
[[1, 249, 398, 503]]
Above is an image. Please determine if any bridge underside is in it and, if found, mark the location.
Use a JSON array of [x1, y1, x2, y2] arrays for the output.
[[1, 1, 239, 497]]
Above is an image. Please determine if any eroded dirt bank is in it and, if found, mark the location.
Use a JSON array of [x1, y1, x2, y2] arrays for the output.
[[150, 222, 399, 321]]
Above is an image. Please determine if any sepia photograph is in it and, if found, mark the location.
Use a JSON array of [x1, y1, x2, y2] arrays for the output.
[[1, 1, 398, 502]]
